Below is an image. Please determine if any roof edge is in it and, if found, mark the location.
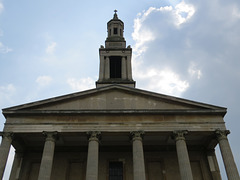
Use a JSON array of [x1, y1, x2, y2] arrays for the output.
[[2, 85, 227, 111]]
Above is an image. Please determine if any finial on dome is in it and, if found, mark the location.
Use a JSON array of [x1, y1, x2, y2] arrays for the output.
[[113, 9, 118, 19]]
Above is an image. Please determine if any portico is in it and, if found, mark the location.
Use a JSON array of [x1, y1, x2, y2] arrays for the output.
[[1, 126, 239, 179], [1, 11, 239, 180]]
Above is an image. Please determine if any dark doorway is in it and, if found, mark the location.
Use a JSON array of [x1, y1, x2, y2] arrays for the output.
[[109, 161, 123, 180], [110, 56, 122, 78]]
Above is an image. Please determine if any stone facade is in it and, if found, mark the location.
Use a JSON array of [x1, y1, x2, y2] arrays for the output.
[[0, 11, 239, 180]]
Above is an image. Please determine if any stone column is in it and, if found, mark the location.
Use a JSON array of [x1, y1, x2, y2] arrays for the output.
[[215, 129, 240, 180], [0, 132, 13, 179], [9, 151, 24, 180], [173, 130, 193, 180], [130, 131, 146, 180], [38, 131, 58, 180], [86, 131, 101, 180]]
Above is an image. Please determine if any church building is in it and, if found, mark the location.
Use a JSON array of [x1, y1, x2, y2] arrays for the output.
[[0, 11, 239, 180]]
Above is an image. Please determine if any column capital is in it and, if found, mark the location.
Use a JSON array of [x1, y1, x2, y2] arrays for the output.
[[87, 131, 101, 142], [206, 149, 215, 155], [215, 129, 230, 141], [0, 132, 14, 140], [130, 131, 145, 141], [172, 130, 188, 141], [42, 131, 58, 142]]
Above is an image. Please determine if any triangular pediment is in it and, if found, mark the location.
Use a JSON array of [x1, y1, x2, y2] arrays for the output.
[[3, 85, 226, 115]]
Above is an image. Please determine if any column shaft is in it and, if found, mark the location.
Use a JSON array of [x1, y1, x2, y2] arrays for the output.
[[86, 131, 101, 180], [99, 55, 105, 80], [9, 151, 23, 180], [173, 130, 193, 180], [216, 130, 240, 180], [131, 131, 146, 180], [104, 57, 110, 79], [122, 57, 127, 79], [126, 56, 132, 79], [0, 132, 13, 180], [38, 132, 57, 180]]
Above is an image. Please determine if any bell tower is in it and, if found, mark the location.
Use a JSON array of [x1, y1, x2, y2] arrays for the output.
[[96, 10, 135, 88]]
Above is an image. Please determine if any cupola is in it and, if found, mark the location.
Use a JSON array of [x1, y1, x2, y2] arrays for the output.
[[105, 10, 126, 48]]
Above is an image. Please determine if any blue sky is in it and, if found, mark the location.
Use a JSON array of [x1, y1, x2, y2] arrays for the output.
[[1, 0, 240, 179]]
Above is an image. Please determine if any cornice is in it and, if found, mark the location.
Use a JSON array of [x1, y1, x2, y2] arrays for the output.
[[3, 109, 227, 117]]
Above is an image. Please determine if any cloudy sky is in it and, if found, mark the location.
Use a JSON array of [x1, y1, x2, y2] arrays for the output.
[[0, 0, 240, 179]]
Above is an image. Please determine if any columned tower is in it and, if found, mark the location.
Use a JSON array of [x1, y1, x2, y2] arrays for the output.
[[96, 10, 135, 88]]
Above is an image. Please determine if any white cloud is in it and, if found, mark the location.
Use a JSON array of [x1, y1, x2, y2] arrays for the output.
[[0, 84, 16, 106], [232, 7, 240, 19], [135, 67, 189, 96], [0, 2, 3, 13], [0, 42, 13, 54], [36, 76, 53, 87], [132, 6, 172, 57], [188, 62, 202, 79], [132, 2, 195, 58], [174, 1, 195, 26], [132, 1, 196, 96], [67, 77, 95, 91], [0, 84, 15, 92], [46, 42, 57, 54], [0, 3, 12, 55]]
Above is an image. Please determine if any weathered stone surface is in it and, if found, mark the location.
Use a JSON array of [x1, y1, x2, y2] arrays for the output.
[[38, 132, 57, 180], [216, 130, 240, 180], [85, 131, 101, 180], [173, 130, 193, 180], [131, 131, 146, 180], [9, 151, 24, 180]]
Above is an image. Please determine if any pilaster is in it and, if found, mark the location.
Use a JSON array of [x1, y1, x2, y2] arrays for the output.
[[207, 149, 222, 180], [122, 56, 127, 79], [127, 55, 132, 80], [104, 57, 110, 79]]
